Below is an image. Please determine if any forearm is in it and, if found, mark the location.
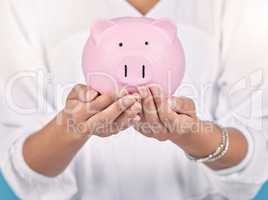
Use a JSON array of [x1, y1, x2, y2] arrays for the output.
[[23, 112, 89, 177], [22, 84, 140, 178], [171, 121, 248, 170]]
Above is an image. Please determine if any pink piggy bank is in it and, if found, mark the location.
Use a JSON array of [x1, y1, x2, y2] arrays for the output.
[[82, 17, 185, 95]]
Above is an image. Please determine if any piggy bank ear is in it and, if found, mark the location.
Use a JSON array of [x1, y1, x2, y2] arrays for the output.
[[91, 20, 115, 44], [152, 18, 177, 40]]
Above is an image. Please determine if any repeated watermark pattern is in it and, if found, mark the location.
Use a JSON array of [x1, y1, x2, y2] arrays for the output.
[[3, 68, 265, 136]]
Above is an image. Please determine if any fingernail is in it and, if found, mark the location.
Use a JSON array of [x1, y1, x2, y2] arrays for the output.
[[151, 85, 163, 97], [138, 86, 149, 98], [131, 102, 142, 113], [119, 88, 128, 98], [133, 93, 141, 101], [86, 91, 98, 102], [121, 95, 136, 107], [168, 98, 176, 110], [157, 87, 163, 96], [133, 115, 141, 122]]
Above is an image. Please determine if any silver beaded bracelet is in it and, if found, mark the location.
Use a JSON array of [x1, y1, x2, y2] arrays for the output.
[[185, 126, 229, 163]]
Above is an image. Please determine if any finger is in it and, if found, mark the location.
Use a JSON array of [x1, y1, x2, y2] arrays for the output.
[[149, 85, 168, 111], [85, 94, 115, 115], [91, 94, 137, 123], [149, 85, 170, 124], [132, 92, 141, 103], [132, 110, 154, 137], [64, 100, 89, 122], [133, 122, 154, 138], [64, 93, 115, 123], [169, 96, 197, 118], [77, 97, 119, 121], [117, 88, 129, 99], [137, 86, 159, 123], [85, 95, 138, 136], [112, 115, 141, 133], [94, 114, 140, 137], [138, 86, 169, 139], [114, 102, 142, 125], [149, 86, 180, 133], [67, 84, 99, 102]]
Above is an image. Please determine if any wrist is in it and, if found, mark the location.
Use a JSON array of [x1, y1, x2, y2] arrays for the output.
[[171, 121, 222, 159], [23, 112, 89, 177]]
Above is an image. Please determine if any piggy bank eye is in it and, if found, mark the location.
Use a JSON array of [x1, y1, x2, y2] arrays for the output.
[[145, 41, 149, 46], [118, 42, 123, 47]]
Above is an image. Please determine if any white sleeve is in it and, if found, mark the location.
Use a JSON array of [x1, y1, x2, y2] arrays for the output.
[[0, 1, 78, 199], [202, 0, 268, 199], [1, 120, 78, 200]]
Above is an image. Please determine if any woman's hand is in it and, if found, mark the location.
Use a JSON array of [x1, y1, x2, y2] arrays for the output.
[[61, 84, 142, 138], [135, 85, 248, 170], [134, 85, 198, 142], [23, 84, 141, 177]]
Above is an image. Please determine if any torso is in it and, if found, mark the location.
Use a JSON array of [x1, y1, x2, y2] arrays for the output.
[[3, 0, 227, 199]]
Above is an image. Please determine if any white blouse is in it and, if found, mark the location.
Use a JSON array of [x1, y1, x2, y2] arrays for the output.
[[0, 0, 268, 199]]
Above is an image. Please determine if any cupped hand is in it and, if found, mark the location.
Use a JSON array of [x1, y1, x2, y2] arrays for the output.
[[60, 84, 142, 138], [134, 85, 199, 142]]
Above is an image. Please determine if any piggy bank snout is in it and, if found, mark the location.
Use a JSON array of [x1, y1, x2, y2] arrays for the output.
[[117, 56, 152, 86]]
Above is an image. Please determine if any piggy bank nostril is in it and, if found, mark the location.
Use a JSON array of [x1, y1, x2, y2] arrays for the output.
[[124, 65, 128, 77], [142, 65, 145, 78]]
